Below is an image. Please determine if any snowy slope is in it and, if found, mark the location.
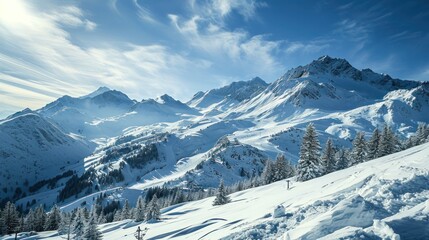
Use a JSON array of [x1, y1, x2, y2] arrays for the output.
[[37, 89, 201, 139], [188, 77, 268, 114], [37, 89, 137, 138], [0, 111, 93, 200], [4, 56, 429, 215], [31, 142, 429, 240]]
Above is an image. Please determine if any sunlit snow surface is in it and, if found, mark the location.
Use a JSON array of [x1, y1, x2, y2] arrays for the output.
[[19, 142, 429, 240]]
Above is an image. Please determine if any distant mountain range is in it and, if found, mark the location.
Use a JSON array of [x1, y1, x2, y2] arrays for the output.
[[1, 55, 428, 209]]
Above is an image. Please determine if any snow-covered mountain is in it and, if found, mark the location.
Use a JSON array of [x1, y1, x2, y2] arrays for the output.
[[27, 142, 429, 240], [0, 111, 93, 201], [37, 89, 201, 139], [188, 77, 268, 114], [2, 55, 428, 223]]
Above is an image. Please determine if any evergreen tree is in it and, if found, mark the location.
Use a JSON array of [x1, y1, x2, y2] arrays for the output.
[[321, 138, 336, 174], [97, 210, 107, 224], [379, 125, 399, 157], [273, 154, 289, 181], [335, 148, 349, 170], [146, 194, 160, 221], [83, 217, 102, 240], [261, 160, 276, 184], [416, 123, 429, 145], [284, 158, 296, 178], [297, 123, 322, 181], [367, 128, 380, 160], [89, 204, 99, 223], [213, 179, 231, 206], [121, 200, 130, 220], [72, 208, 86, 239], [58, 212, 73, 240], [1, 201, 19, 234], [44, 204, 62, 231], [34, 205, 47, 232], [134, 196, 146, 222], [350, 132, 367, 165], [24, 208, 36, 232], [112, 210, 122, 222]]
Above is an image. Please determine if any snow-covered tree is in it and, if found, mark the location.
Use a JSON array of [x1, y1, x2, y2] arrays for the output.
[[34, 205, 47, 232], [146, 194, 161, 221], [112, 210, 122, 222], [416, 122, 429, 145], [72, 208, 86, 239], [45, 204, 62, 231], [134, 196, 146, 222], [89, 204, 99, 223], [273, 154, 289, 181], [379, 125, 399, 157], [321, 138, 336, 174], [24, 208, 36, 232], [261, 159, 276, 184], [213, 179, 231, 206], [97, 209, 107, 224], [350, 132, 367, 165], [367, 128, 380, 160], [121, 200, 131, 220], [335, 148, 349, 170], [297, 123, 322, 181], [83, 217, 102, 240], [58, 212, 73, 240], [1, 201, 19, 234]]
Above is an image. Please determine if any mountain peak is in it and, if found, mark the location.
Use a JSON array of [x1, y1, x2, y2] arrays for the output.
[[156, 94, 177, 104], [80, 86, 111, 99], [310, 55, 353, 71], [5, 108, 34, 121], [249, 76, 266, 85]]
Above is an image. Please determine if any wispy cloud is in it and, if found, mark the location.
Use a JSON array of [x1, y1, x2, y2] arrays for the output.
[[47, 5, 97, 31], [169, 12, 283, 82], [0, 0, 213, 116], [285, 41, 329, 54], [189, 0, 266, 23], [388, 30, 423, 42]]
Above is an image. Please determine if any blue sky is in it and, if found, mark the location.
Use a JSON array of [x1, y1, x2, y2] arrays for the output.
[[0, 0, 428, 117]]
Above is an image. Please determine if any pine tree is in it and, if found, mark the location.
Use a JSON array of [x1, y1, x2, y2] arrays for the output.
[[89, 204, 99, 223], [121, 200, 130, 220], [367, 128, 380, 160], [213, 179, 231, 206], [1, 201, 19, 234], [261, 159, 275, 184], [284, 158, 296, 178], [83, 217, 102, 240], [44, 204, 62, 231], [297, 123, 322, 181], [379, 125, 399, 157], [334, 148, 349, 170], [113, 210, 122, 222], [350, 132, 367, 165], [58, 212, 73, 240], [416, 123, 429, 145], [34, 205, 47, 232], [97, 211, 107, 224], [146, 194, 161, 221], [273, 154, 289, 181], [134, 196, 146, 222], [24, 208, 36, 232], [321, 138, 336, 174], [72, 208, 86, 239]]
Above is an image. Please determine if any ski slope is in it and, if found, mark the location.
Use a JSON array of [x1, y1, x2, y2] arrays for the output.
[[30, 142, 429, 240]]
